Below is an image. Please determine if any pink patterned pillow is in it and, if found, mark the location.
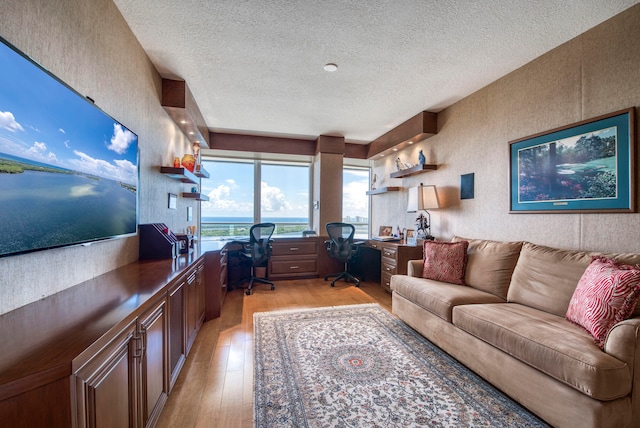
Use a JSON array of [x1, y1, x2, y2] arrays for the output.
[[566, 256, 640, 349], [422, 241, 469, 285]]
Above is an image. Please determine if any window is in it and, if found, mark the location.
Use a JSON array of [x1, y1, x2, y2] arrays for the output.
[[343, 166, 370, 238], [200, 158, 310, 240]]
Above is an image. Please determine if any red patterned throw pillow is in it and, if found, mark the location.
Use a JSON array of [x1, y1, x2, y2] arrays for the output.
[[566, 256, 640, 349], [422, 240, 469, 285]]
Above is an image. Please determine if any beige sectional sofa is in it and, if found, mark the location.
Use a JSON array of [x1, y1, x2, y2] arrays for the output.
[[390, 237, 640, 428]]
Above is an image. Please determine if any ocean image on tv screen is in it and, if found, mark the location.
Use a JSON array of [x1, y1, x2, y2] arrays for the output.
[[0, 38, 138, 257]]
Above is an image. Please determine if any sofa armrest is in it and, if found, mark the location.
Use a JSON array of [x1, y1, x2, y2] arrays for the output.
[[605, 317, 640, 372], [407, 259, 423, 277]]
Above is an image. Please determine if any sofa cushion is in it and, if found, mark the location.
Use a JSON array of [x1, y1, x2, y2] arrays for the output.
[[452, 236, 522, 299], [452, 303, 631, 400], [507, 242, 593, 317], [422, 240, 468, 285], [566, 256, 640, 349], [390, 275, 504, 322]]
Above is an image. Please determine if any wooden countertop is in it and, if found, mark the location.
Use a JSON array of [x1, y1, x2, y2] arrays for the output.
[[0, 254, 203, 401]]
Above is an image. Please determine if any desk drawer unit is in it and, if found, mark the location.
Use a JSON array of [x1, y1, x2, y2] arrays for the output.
[[379, 243, 423, 293], [269, 239, 319, 279]]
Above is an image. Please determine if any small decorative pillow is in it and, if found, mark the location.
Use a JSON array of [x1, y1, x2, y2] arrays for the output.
[[422, 240, 469, 285], [566, 256, 640, 349]]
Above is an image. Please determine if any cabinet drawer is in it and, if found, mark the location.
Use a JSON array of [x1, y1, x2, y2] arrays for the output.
[[270, 258, 317, 275], [382, 260, 397, 275], [381, 246, 398, 260], [381, 272, 393, 293], [271, 240, 317, 256]]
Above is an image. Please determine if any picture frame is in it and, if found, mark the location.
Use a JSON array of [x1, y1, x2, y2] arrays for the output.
[[406, 229, 417, 246], [509, 108, 635, 213], [379, 225, 392, 236], [168, 193, 177, 210]]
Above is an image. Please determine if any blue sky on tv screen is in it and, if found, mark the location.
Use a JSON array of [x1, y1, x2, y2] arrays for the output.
[[0, 40, 137, 186]]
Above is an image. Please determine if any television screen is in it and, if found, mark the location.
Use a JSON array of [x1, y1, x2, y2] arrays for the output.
[[0, 37, 138, 257]]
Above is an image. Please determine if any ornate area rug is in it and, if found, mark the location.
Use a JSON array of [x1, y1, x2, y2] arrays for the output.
[[253, 304, 549, 427]]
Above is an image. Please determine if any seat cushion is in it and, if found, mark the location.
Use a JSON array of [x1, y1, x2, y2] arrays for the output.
[[507, 242, 593, 317], [390, 275, 504, 322], [452, 236, 522, 299], [453, 303, 631, 400]]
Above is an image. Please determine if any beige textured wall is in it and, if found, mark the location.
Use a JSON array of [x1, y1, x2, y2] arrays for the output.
[[0, 0, 196, 314], [373, 4, 640, 254]]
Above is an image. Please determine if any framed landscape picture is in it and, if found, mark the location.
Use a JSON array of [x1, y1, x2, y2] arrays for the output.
[[509, 108, 635, 213]]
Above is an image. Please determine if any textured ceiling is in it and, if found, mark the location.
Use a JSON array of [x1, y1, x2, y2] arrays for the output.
[[113, 0, 640, 144]]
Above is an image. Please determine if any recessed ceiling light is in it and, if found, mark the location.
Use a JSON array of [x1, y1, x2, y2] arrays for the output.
[[324, 63, 338, 72]]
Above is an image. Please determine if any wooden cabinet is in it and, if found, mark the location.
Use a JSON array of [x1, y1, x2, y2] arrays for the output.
[[366, 241, 423, 292], [72, 319, 138, 428], [0, 255, 208, 428], [269, 239, 318, 279], [72, 298, 168, 428], [185, 260, 205, 354], [138, 301, 168, 428]]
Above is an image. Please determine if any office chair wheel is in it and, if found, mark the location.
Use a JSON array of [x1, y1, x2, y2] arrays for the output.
[[246, 289, 251, 295]]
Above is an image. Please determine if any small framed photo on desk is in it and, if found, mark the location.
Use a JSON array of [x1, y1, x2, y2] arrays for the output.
[[406, 229, 417, 246]]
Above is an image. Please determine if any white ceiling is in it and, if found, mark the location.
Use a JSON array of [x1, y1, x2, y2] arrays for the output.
[[113, 0, 640, 144]]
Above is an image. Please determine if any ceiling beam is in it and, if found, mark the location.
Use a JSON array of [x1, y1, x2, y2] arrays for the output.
[[162, 78, 210, 148], [366, 111, 437, 159]]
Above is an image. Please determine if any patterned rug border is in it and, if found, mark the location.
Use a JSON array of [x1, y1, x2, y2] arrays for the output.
[[253, 303, 549, 427]]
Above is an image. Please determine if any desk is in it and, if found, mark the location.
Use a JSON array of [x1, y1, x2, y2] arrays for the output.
[[362, 240, 423, 292]]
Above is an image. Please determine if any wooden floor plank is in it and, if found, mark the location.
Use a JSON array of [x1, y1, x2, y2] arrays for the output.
[[158, 278, 391, 428]]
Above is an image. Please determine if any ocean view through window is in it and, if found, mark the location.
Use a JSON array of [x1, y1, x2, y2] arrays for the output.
[[200, 159, 310, 241]]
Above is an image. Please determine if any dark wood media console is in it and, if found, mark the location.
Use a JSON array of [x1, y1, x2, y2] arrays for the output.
[[0, 253, 213, 428]]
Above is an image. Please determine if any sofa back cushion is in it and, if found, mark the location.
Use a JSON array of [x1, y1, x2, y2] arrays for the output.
[[507, 242, 593, 316], [452, 236, 522, 300]]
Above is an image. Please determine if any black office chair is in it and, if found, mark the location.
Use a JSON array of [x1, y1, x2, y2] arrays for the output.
[[240, 223, 276, 295], [324, 222, 361, 287]]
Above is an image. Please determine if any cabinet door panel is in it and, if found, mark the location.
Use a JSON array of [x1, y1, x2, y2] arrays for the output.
[[140, 301, 167, 427], [73, 321, 137, 428], [168, 282, 185, 391]]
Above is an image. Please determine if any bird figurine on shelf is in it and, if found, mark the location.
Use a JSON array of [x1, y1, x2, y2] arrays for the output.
[[371, 173, 377, 190], [418, 149, 426, 165]]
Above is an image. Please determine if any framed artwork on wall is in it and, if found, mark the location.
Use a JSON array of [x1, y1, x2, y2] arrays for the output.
[[509, 108, 636, 213]]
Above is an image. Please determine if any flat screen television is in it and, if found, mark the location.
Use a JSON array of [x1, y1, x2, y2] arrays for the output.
[[0, 36, 138, 257]]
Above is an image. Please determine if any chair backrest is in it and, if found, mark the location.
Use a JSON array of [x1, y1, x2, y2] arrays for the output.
[[325, 222, 357, 261], [249, 223, 275, 266]]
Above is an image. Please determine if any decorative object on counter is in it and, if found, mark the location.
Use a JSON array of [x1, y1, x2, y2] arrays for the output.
[[461, 173, 475, 200], [418, 149, 426, 165], [395, 157, 405, 171], [371, 173, 377, 190], [181, 153, 196, 172], [407, 183, 440, 240]]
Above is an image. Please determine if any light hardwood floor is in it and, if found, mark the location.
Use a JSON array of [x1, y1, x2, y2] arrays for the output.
[[157, 278, 392, 428]]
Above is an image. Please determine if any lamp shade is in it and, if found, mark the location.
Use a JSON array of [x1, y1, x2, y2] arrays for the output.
[[407, 185, 440, 212]]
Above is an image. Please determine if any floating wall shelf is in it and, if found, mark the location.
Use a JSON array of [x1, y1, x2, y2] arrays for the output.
[[366, 187, 401, 195], [390, 164, 438, 179], [160, 166, 209, 183], [181, 192, 209, 201]]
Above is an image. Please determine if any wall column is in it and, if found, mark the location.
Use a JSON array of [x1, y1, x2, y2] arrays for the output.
[[313, 136, 345, 236]]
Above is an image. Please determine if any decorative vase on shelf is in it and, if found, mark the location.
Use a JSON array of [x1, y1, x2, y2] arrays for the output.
[[418, 150, 426, 165], [181, 154, 196, 172]]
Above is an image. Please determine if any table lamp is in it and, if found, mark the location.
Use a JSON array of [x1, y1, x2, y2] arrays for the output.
[[407, 184, 439, 240]]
